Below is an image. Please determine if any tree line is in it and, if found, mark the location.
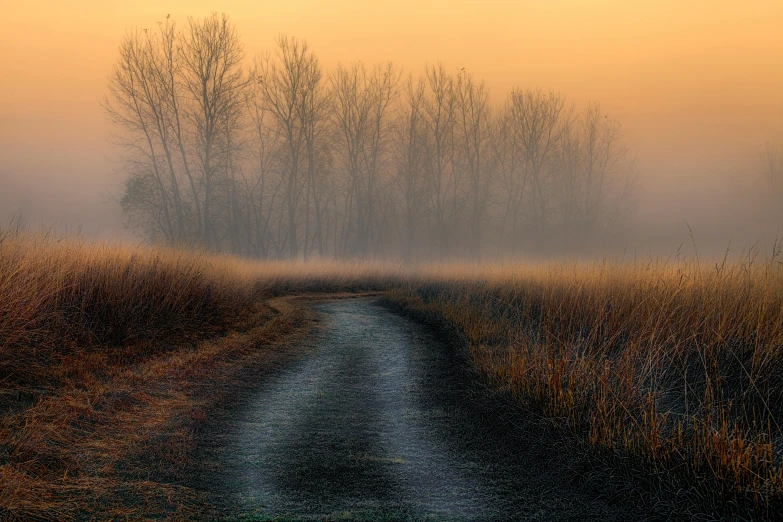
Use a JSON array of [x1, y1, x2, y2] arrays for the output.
[[106, 13, 635, 261]]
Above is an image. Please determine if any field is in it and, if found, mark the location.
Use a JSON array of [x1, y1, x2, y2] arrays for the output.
[[1, 231, 782, 519]]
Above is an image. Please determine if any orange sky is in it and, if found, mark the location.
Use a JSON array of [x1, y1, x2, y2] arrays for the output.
[[1, 0, 782, 240]]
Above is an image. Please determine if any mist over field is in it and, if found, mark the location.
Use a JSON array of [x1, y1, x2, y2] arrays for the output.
[[1, 0, 782, 258]]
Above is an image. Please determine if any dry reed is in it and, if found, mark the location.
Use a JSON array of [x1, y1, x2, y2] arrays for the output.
[[391, 251, 783, 517], [2, 229, 782, 518]]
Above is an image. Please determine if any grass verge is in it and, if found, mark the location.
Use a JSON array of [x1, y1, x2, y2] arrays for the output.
[[3, 230, 783, 519], [388, 256, 783, 519], [0, 231, 388, 520]]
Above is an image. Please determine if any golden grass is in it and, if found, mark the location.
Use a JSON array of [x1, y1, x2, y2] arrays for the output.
[[0, 231, 390, 520], [390, 254, 783, 516], [2, 229, 783, 518], [0, 297, 316, 520], [0, 232, 399, 396]]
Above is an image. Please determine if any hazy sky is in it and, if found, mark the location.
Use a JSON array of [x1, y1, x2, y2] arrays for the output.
[[1, 0, 782, 246]]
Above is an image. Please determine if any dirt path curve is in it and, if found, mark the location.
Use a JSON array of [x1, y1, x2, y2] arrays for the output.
[[190, 299, 643, 521]]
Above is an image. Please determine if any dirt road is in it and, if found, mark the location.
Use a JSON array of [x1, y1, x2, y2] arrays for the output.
[[189, 299, 646, 521]]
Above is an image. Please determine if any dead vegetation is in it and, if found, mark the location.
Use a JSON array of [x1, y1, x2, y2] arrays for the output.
[[0, 231, 390, 520], [2, 230, 783, 519], [390, 252, 783, 518]]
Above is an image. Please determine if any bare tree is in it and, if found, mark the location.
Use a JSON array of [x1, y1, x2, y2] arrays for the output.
[[497, 100, 527, 252], [179, 13, 245, 248], [454, 71, 494, 258], [140, 18, 189, 242], [222, 75, 250, 254], [360, 63, 400, 257], [106, 29, 179, 242], [244, 73, 284, 257], [509, 89, 569, 241], [580, 104, 630, 230], [554, 114, 582, 233], [330, 63, 362, 256], [394, 74, 429, 262], [257, 36, 321, 258], [423, 64, 456, 258], [107, 21, 638, 260], [156, 17, 202, 239], [297, 49, 329, 259], [331, 62, 387, 257]]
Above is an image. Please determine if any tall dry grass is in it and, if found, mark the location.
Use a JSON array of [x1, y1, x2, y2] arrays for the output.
[[391, 252, 783, 516], [3, 229, 783, 518], [0, 231, 261, 520], [0, 233, 240, 397], [0, 231, 400, 397], [0, 230, 399, 520]]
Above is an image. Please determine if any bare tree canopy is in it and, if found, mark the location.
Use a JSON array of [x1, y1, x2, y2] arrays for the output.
[[107, 14, 637, 260]]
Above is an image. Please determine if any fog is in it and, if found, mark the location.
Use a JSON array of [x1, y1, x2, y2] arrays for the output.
[[1, 1, 782, 258]]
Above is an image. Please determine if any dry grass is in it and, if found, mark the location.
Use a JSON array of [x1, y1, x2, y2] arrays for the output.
[[0, 231, 392, 520], [390, 253, 783, 518], [2, 229, 783, 519], [0, 231, 397, 398]]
